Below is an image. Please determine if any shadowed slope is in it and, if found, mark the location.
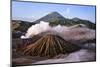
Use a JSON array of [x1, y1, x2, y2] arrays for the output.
[[22, 34, 80, 58]]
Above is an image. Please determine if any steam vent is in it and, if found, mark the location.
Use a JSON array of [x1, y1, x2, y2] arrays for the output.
[[22, 33, 81, 58]]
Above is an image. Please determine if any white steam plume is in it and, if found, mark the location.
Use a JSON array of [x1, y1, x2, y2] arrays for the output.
[[21, 21, 70, 38], [52, 24, 69, 33], [21, 21, 52, 38], [21, 21, 95, 41]]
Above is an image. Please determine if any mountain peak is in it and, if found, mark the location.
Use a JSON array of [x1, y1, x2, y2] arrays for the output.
[[33, 11, 66, 23], [47, 11, 63, 17], [49, 11, 60, 15]]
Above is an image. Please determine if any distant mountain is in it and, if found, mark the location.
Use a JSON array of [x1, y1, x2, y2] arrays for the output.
[[33, 12, 78, 26], [33, 12, 95, 29], [33, 12, 67, 23]]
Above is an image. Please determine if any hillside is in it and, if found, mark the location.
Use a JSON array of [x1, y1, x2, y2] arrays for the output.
[[33, 12, 96, 29], [12, 20, 36, 32]]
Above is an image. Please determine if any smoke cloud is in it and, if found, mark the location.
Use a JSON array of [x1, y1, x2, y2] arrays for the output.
[[21, 21, 69, 38], [21, 21, 52, 38], [21, 21, 95, 41]]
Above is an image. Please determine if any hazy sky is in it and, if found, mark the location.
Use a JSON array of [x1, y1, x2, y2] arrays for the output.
[[12, 1, 96, 23]]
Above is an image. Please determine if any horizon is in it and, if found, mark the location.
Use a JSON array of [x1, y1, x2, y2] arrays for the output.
[[12, 1, 96, 23]]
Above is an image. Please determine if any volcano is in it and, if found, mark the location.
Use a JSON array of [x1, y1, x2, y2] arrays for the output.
[[22, 33, 80, 58], [33, 12, 95, 29], [33, 12, 67, 23]]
